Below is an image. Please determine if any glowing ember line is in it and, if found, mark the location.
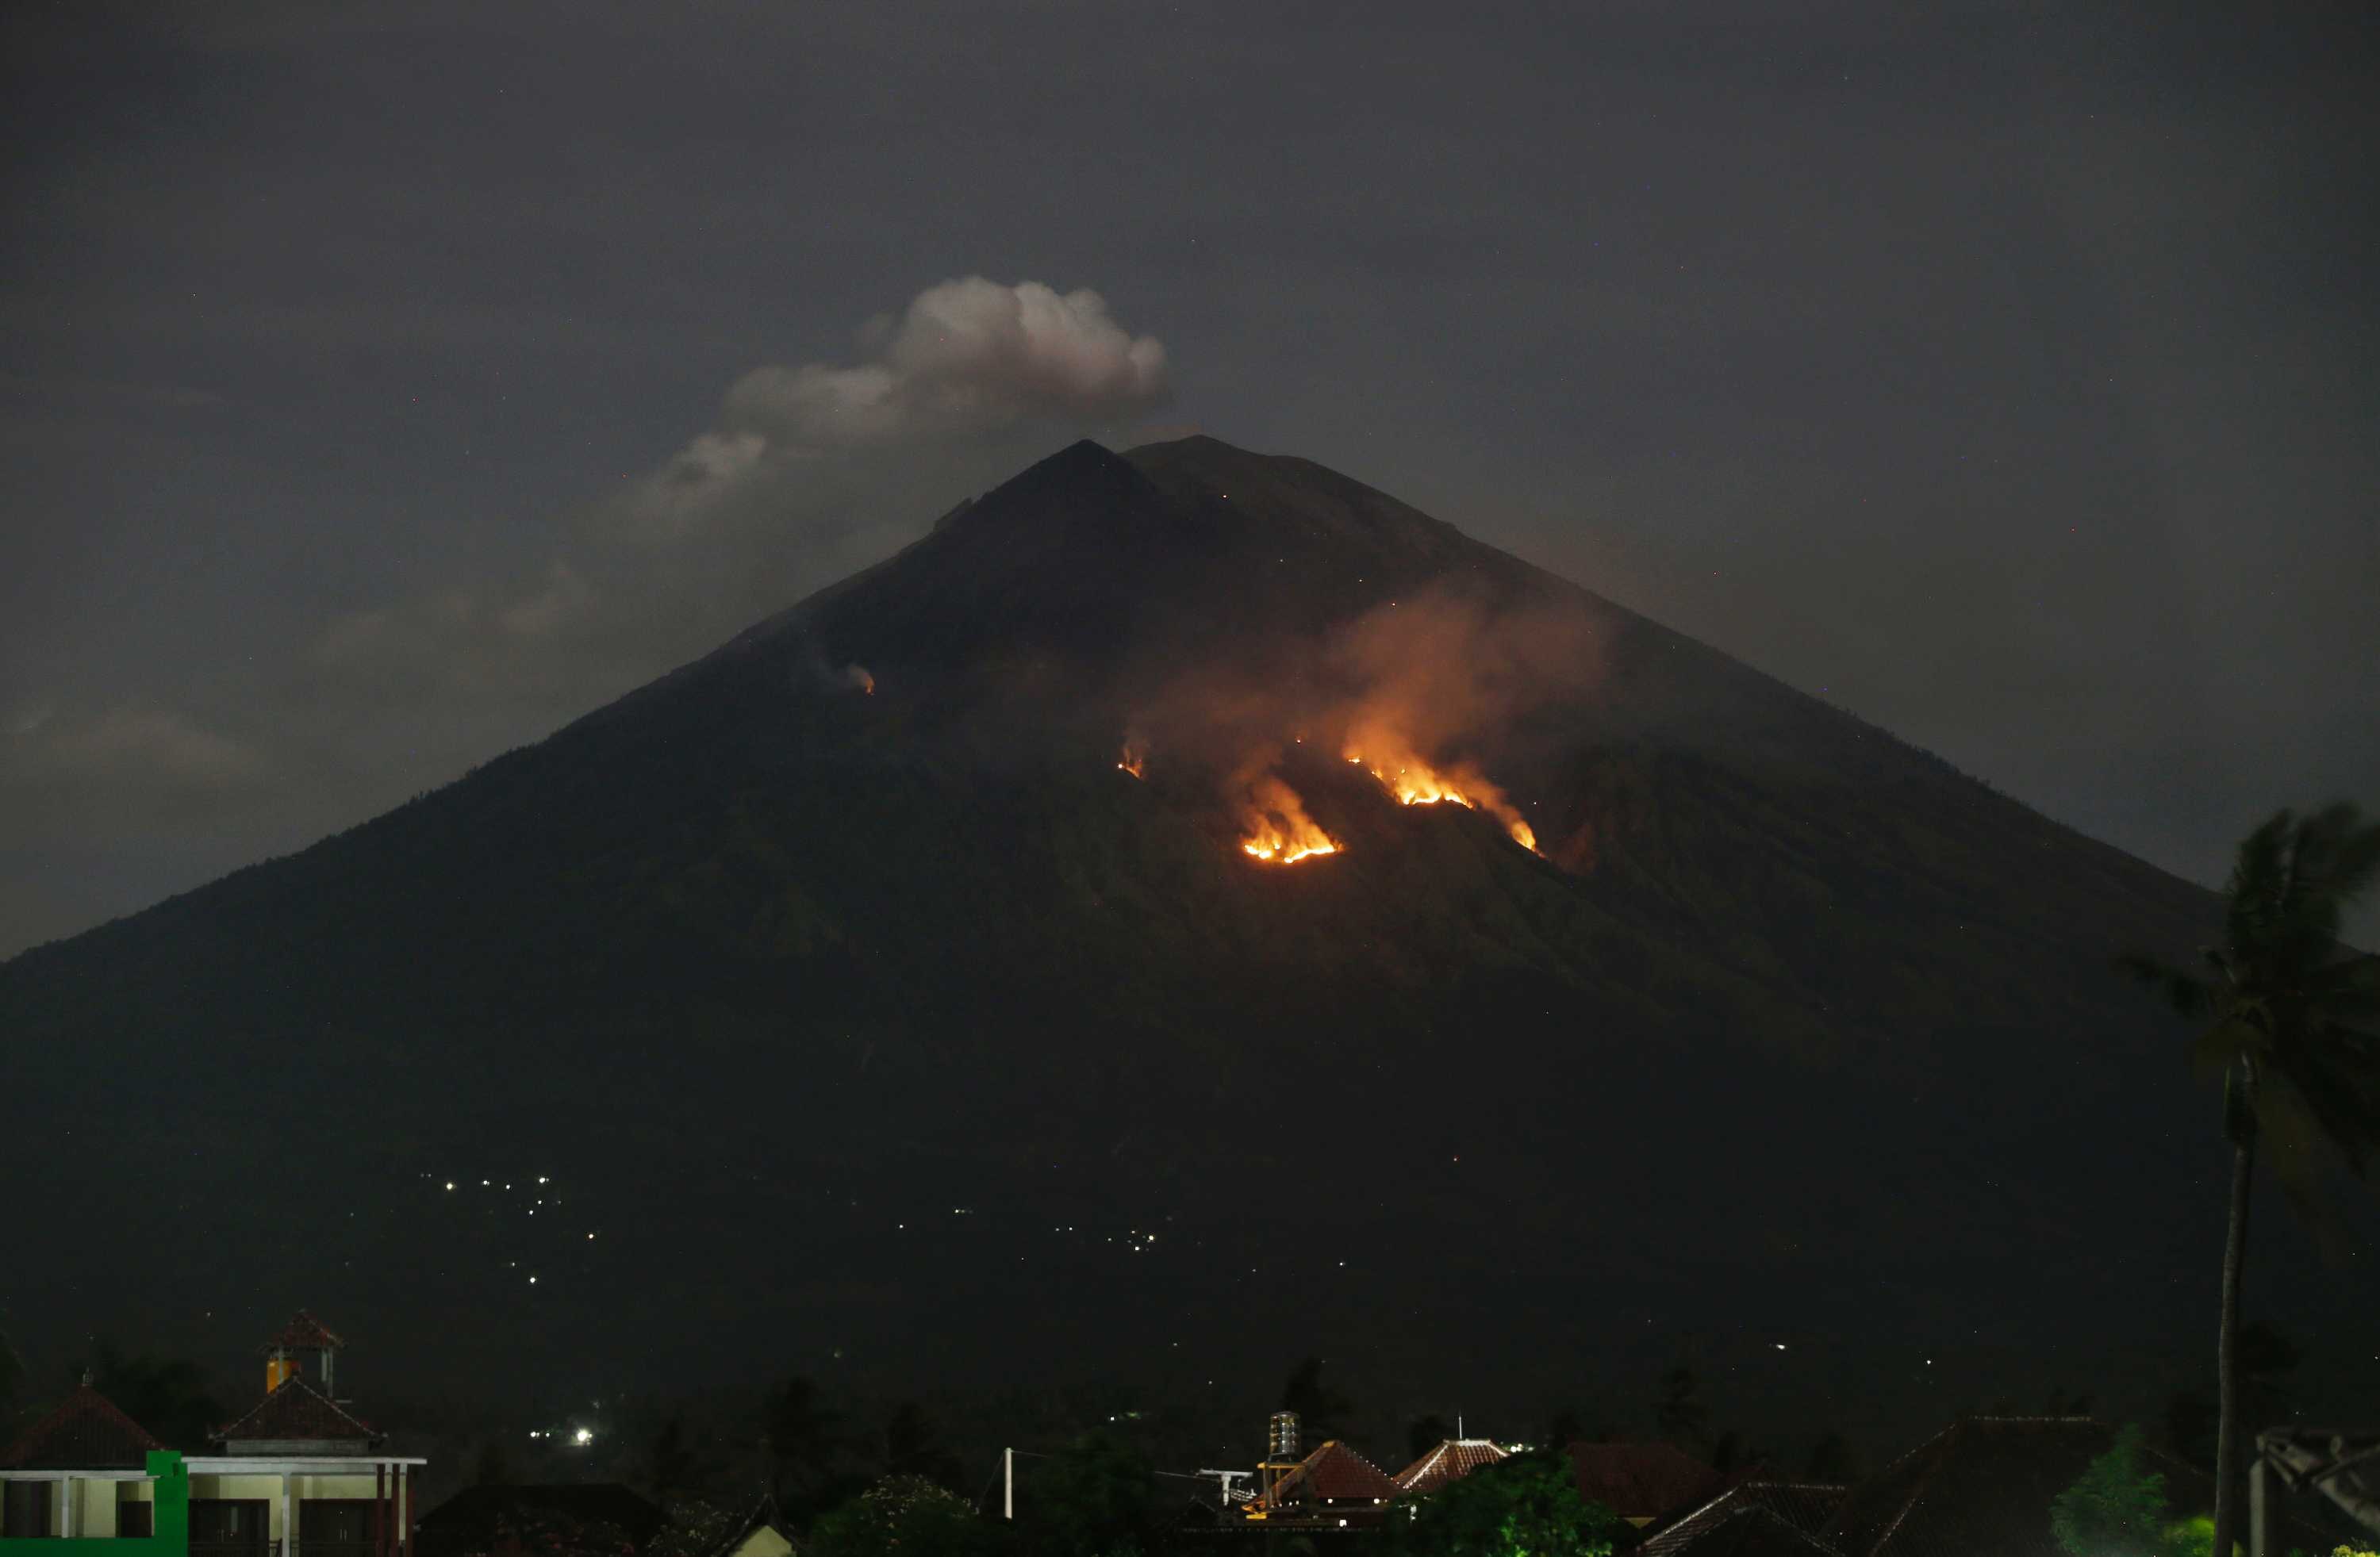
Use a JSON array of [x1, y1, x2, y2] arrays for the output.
[[1238, 773, 1341, 865], [1343, 734, 1540, 855]]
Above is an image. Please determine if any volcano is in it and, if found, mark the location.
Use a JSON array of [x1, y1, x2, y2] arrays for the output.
[[2, 437, 2363, 1448]]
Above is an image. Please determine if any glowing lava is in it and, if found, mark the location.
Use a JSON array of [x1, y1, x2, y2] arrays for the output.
[[843, 664, 876, 695], [1238, 774, 1341, 865], [1117, 742, 1146, 779], [1343, 730, 1538, 853]]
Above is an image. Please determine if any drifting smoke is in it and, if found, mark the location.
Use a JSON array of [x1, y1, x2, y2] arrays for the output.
[[843, 663, 877, 695], [1234, 761, 1341, 864], [1116, 738, 1146, 779], [1119, 584, 1603, 866], [1341, 726, 1537, 853]]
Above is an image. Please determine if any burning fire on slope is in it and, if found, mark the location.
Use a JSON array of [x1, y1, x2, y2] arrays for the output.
[[1342, 726, 1538, 853], [843, 664, 876, 695], [1237, 773, 1341, 865], [1117, 741, 1146, 779]]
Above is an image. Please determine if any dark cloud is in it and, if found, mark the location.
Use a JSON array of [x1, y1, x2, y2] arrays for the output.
[[1, 0, 2374, 953]]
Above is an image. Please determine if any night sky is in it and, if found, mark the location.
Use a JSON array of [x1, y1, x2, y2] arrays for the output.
[[4, 3, 2375, 959], [0, 2, 2370, 961], [10, 6, 2380, 1507]]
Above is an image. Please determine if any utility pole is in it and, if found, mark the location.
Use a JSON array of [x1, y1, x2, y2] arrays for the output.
[[1003, 1448, 1013, 1521]]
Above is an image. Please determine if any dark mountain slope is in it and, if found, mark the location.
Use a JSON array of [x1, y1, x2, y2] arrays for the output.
[[2, 437, 2361, 1445]]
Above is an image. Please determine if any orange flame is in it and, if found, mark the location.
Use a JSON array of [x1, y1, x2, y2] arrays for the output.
[[1238, 774, 1340, 865], [1117, 741, 1146, 779], [1343, 727, 1538, 853], [843, 664, 875, 695]]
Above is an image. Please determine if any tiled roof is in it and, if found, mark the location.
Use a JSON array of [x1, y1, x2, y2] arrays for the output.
[[695, 1494, 789, 1557], [1566, 1442, 1729, 1521], [1825, 1417, 2355, 1557], [217, 1373, 377, 1444], [1637, 1482, 1848, 1557], [0, 1385, 167, 1469], [1394, 1439, 1511, 1496], [265, 1310, 344, 1352], [1271, 1440, 1399, 1505], [1655, 1506, 1844, 1557]]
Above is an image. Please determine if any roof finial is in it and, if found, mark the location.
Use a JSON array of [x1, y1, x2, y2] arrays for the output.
[[80, 1367, 94, 1389]]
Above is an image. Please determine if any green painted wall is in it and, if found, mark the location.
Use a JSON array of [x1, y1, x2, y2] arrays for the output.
[[0, 1451, 186, 1557]]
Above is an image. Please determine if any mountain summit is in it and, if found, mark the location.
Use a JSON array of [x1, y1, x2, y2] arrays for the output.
[[2, 437, 2348, 1440]]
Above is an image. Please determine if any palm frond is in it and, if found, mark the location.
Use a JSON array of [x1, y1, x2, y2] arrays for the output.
[[2187, 1017, 2255, 1084], [2255, 1076, 2359, 1258]]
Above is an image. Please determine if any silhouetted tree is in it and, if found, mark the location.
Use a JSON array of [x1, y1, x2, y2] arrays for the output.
[[648, 1413, 698, 1504], [2164, 1391, 2217, 1471], [2045, 1388, 2096, 1415], [1280, 1356, 1353, 1444], [90, 1345, 223, 1451], [472, 1440, 513, 1486], [807, 1475, 994, 1557], [1653, 1365, 1706, 1451], [1709, 1430, 1756, 1475], [1014, 1432, 1157, 1557], [2121, 803, 2380, 1557], [763, 1376, 843, 1504], [2050, 1425, 2167, 1557], [881, 1401, 958, 1489], [1389, 1452, 1622, 1556], [1408, 1414, 1453, 1461], [1541, 1408, 1586, 1452], [1804, 1431, 1859, 1483]]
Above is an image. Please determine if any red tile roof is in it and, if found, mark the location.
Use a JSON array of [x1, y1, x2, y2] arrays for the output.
[[217, 1373, 378, 1444], [1655, 1506, 1844, 1557], [1637, 1482, 1848, 1557], [1393, 1439, 1511, 1496], [1816, 1417, 2369, 1557], [0, 1385, 167, 1469], [1270, 1440, 1399, 1505], [1566, 1442, 1729, 1521], [265, 1310, 344, 1351]]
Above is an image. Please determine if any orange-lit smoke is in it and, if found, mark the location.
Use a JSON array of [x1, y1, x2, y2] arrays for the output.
[[1342, 723, 1538, 853], [1237, 773, 1340, 865], [1117, 739, 1146, 778], [843, 663, 876, 695]]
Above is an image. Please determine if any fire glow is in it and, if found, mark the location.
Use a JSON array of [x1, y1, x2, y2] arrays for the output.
[[1344, 730, 1538, 853], [1238, 774, 1341, 865], [1117, 742, 1146, 779]]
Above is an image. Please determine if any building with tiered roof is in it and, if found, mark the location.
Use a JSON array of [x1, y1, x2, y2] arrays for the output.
[[0, 1313, 424, 1557]]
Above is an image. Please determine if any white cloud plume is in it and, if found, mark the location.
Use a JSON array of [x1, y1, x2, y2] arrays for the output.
[[597, 278, 1169, 545], [725, 278, 1169, 448]]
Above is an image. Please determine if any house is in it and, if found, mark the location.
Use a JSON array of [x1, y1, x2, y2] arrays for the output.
[[0, 1383, 174, 1539], [689, 1494, 793, 1557], [1391, 1438, 1510, 1498], [184, 1313, 425, 1557], [1564, 1442, 1732, 1527], [1635, 1505, 1843, 1557], [0, 1311, 425, 1557], [1243, 1440, 1400, 1528], [1633, 1481, 1847, 1557]]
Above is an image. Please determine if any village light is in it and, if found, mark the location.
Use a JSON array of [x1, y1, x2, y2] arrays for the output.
[[574, 1428, 594, 1446]]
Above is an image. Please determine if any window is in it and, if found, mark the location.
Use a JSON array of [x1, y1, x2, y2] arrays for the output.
[[118, 1491, 155, 1539], [2, 1480, 52, 1539]]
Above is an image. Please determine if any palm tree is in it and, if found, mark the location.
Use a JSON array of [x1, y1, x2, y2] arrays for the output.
[[2121, 803, 2380, 1556]]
